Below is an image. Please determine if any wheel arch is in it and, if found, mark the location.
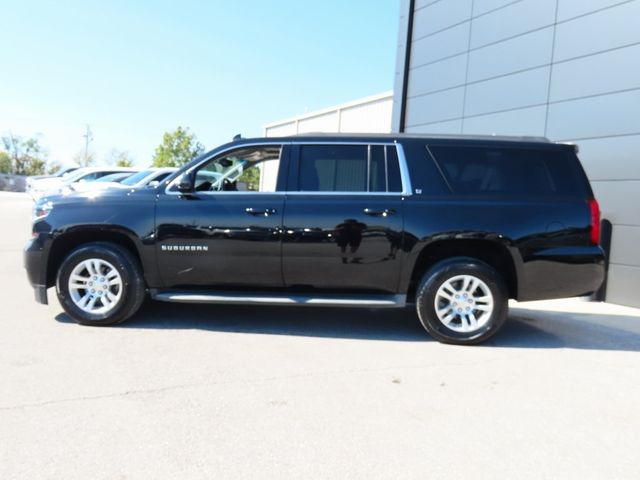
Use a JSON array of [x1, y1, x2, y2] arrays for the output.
[[406, 239, 518, 302], [45, 227, 143, 288]]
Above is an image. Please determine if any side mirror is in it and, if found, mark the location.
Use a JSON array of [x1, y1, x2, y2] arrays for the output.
[[176, 172, 194, 193], [147, 180, 160, 188]]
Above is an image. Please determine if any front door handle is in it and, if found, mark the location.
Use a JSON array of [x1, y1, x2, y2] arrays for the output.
[[245, 207, 277, 216], [363, 208, 396, 217]]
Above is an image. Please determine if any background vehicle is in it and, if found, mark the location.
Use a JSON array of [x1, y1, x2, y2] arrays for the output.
[[24, 134, 605, 345], [27, 166, 79, 183], [62, 171, 138, 195], [24, 166, 79, 194], [28, 166, 138, 200], [67, 168, 177, 194]]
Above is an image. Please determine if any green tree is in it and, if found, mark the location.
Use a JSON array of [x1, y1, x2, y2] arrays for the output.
[[0, 151, 11, 174], [1, 134, 47, 175], [151, 126, 204, 167], [106, 149, 134, 167], [238, 165, 261, 191]]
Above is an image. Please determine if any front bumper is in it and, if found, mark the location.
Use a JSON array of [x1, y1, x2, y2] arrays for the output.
[[24, 236, 49, 304]]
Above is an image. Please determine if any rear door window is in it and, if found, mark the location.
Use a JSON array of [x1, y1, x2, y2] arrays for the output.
[[429, 145, 589, 198], [297, 144, 402, 193]]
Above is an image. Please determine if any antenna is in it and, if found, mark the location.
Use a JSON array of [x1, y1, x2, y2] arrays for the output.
[[233, 134, 242, 142]]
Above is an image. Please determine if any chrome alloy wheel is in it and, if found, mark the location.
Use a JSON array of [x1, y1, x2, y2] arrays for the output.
[[67, 259, 123, 314], [434, 274, 494, 333]]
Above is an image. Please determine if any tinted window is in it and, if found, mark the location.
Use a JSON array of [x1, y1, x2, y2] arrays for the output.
[[77, 172, 98, 181], [385, 146, 403, 193], [369, 146, 386, 192], [152, 172, 172, 183], [298, 145, 402, 192], [429, 146, 589, 198], [94, 171, 122, 180], [97, 172, 134, 183], [121, 170, 154, 186]]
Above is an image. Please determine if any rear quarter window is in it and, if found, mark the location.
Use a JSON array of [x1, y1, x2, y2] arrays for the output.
[[429, 145, 589, 198]]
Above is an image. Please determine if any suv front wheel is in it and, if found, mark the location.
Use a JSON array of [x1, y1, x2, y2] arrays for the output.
[[56, 242, 146, 326], [416, 257, 508, 345]]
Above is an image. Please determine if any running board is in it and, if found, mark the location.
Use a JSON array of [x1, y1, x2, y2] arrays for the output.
[[151, 290, 406, 308]]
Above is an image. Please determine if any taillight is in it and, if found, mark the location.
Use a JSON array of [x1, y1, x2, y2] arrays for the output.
[[588, 198, 600, 245]]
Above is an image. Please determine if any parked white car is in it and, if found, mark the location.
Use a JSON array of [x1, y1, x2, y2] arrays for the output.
[[67, 168, 177, 194], [28, 167, 138, 200], [26, 166, 79, 184]]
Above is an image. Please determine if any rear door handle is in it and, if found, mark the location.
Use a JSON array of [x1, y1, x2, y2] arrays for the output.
[[245, 207, 277, 216], [363, 208, 396, 217]]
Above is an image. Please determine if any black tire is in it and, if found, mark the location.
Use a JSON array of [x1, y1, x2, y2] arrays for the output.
[[56, 242, 146, 326], [415, 257, 508, 345]]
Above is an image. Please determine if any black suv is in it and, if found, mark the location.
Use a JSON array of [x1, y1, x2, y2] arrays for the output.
[[24, 134, 605, 344]]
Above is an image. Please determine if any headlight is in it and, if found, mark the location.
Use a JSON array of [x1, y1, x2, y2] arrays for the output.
[[33, 201, 53, 221]]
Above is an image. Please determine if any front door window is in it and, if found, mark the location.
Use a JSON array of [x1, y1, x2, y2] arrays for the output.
[[193, 146, 282, 193]]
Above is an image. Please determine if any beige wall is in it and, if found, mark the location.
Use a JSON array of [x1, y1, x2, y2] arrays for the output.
[[263, 91, 393, 137]]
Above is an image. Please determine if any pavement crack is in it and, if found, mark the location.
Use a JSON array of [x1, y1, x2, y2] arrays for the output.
[[0, 381, 207, 411], [0, 358, 505, 411]]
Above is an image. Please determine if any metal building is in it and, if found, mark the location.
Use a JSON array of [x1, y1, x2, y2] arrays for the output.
[[393, 0, 640, 308], [263, 91, 393, 137], [261, 92, 393, 196]]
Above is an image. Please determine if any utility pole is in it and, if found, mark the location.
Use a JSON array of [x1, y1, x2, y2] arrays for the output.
[[82, 124, 93, 166]]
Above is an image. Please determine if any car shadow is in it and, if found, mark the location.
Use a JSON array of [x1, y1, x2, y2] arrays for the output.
[[56, 301, 428, 342], [54, 300, 640, 351]]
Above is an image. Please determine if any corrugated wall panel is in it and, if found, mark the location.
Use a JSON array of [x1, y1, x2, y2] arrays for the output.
[[340, 99, 393, 133], [265, 93, 393, 137]]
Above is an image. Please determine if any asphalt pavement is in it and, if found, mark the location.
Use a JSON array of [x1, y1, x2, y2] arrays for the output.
[[1, 192, 639, 480]]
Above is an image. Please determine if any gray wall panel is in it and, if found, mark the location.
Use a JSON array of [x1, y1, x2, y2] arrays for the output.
[[467, 27, 553, 83], [413, 0, 473, 39], [464, 67, 550, 116], [473, 0, 521, 16], [415, 0, 437, 9], [557, 0, 632, 22], [409, 55, 467, 96], [470, 0, 556, 49], [605, 264, 640, 308], [550, 44, 640, 102], [590, 180, 640, 225], [391, 0, 411, 132], [547, 89, 640, 140], [554, 1, 640, 61], [462, 105, 547, 136], [405, 87, 465, 127], [406, 119, 463, 134], [574, 134, 640, 181], [610, 225, 640, 267], [396, 0, 640, 307], [410, 23, 470, 67]]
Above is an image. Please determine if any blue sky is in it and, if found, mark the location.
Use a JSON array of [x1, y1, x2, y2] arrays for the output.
[[0, 0, 400, 166]]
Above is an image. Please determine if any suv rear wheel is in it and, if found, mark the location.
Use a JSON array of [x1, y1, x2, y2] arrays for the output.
[[416, 257, 508, 345], [56, 242, 145, 326]]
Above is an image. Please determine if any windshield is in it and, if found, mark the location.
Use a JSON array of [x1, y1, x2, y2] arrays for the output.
[[63, 169, 92, 183], [96, 172, 133, 183], [121, 170, 154, 186], [59, 167, 79, 177]]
